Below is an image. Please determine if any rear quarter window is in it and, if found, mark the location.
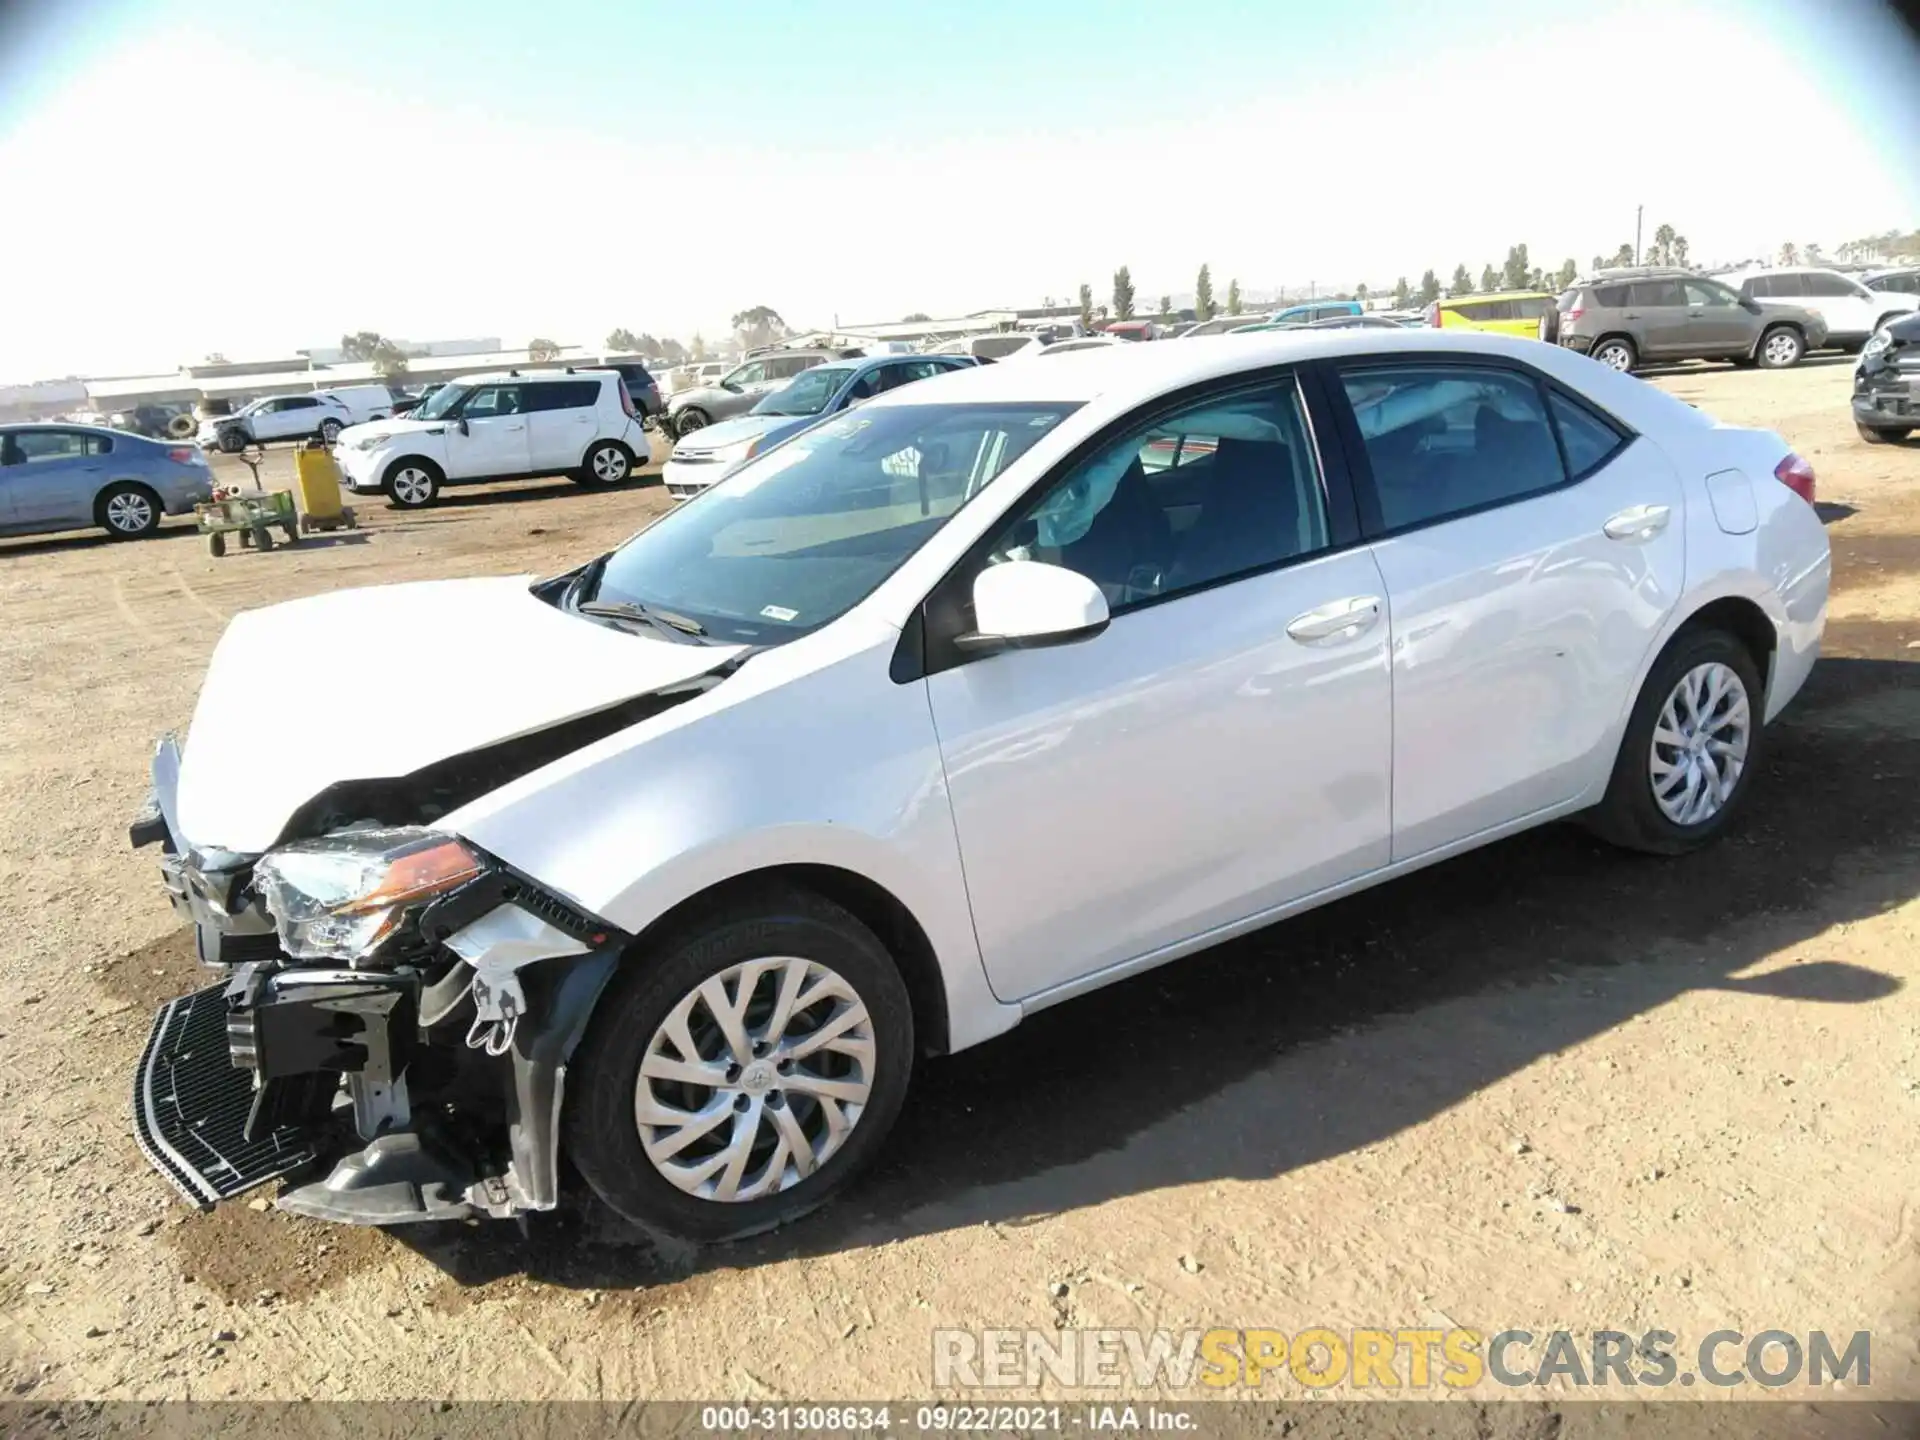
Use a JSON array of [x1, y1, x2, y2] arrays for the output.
[[1593, 285, 1630, 307]]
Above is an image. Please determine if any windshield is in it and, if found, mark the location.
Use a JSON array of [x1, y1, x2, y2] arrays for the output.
[[413, 384, 468, 421], [586, 401, 1079, 644], [753, 364, 856, 417]]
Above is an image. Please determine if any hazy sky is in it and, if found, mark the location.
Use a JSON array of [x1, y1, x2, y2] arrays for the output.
[[2, 0, 1916, 381]]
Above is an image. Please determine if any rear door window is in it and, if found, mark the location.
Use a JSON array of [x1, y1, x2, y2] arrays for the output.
[[1338, 365, 1569, 533], [1627, 280, 1686, 307], [11, 429, 90, 462]]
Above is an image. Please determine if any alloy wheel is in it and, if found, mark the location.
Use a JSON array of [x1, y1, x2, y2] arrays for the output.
[[592, 445, 628, 482], [1595, 342, 1632, 371], [1649, 661, 1751, 826], [1764, 332, 1800, 366], [391, 468, 434, 505], [105, 492, 153, 533], [634, 956, 876, 1203]]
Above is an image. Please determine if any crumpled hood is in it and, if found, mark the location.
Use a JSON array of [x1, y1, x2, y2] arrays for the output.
[[175, 575, 747, 854]]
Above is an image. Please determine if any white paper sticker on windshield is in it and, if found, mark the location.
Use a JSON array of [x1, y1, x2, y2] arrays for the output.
[[759, 604, 799, 622]]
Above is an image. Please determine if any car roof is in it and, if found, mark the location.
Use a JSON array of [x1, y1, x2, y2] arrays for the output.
[[1441, 289, 1551, 302], [448, 368, 614, 385], [1, 420, 122, 434], [855, 329, 1561, 408]]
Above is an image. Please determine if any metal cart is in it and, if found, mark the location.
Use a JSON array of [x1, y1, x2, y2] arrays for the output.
[[196, 489, 300, 558]]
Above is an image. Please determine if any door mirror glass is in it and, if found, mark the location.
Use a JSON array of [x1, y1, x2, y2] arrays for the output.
[[960, 560, 1110, 653]]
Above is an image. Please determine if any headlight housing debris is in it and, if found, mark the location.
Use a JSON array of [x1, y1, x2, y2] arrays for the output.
[[253, 827, 484, 964]]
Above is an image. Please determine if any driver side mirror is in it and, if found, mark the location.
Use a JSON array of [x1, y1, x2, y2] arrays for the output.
[[1740, 296, 1763, 314], [456, 417, 470, 435], [955, 561, 1110, 655]]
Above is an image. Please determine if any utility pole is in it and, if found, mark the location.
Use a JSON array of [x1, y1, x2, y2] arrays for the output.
[[1635, 205, 1643, 265]]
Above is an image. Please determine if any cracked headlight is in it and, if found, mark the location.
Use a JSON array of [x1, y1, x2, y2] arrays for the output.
[[253, 827, 484, 964]]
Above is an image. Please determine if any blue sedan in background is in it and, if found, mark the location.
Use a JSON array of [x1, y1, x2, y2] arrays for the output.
[[0, 424, 213, 540], [662, 353, 977, 499]]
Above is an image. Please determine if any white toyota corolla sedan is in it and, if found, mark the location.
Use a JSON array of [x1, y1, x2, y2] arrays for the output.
[[130, 331, 1828, 1241]]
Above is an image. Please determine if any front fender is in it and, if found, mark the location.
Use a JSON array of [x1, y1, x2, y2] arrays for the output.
[[441, 621, 1018, 1055]]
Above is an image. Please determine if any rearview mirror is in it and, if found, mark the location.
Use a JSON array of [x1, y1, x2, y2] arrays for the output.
[[956, 561, 1109, 655]]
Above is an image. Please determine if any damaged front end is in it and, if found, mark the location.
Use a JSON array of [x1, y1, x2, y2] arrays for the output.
[[128, 734, 636, 1226]]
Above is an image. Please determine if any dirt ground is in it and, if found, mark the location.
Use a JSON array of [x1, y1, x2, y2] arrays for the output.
[[2, 362, 1919, 1411]]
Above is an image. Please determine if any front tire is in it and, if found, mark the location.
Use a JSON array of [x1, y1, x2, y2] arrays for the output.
[[576, 440, 633, 486], [1590, 336, 1636, 373], [1858, 423, 1912, 444], [1586, 628, 1764, 856], [673, 407, 710, 439], [97, 482, 161, 539], [217, 429, 247, 454], [382, 458, 441, 508], [1756, 325, 1805, 369], [565, 885, 915, 1244]]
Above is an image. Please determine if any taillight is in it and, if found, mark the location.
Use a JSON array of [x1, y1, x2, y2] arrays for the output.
[[1566, 305, 1585, 321], [617, 379, 636, 418], [166, 446, 195, 464], [1774, 452, 1816, 505], [1425, 303, 1441, 328]]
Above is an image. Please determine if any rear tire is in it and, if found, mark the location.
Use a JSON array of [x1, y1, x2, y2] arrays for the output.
[[1585, 627, 1765, 856], [206, 532, 226, 558], [575, 440, 634, 486], [1537, 308, 1561, 344], [1756, 325, 1805, 369], [1589, 336, 1637, 373], [96, 482, 162, 539], [318, 418, 343, 444], [565, 884, 915, 1244]]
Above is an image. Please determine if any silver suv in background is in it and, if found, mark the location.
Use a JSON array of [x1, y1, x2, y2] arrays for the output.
[[666, 349, 860, 437], [1542, 267, 1827, 373]]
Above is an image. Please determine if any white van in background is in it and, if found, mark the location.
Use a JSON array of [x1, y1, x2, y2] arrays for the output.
[[314, 385, 397, 425]]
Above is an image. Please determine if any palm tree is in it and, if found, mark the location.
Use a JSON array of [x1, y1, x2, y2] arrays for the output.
[[1779, 241, 1799, 266], [1673, 235, 1690, 269], [1653, 223, 1676, 266]]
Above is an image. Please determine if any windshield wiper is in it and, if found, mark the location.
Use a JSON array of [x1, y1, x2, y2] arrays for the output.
[[578, 599, 708, 639]]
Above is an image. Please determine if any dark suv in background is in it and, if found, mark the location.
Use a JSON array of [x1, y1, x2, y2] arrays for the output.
[[1542, 267, 1827, 373]]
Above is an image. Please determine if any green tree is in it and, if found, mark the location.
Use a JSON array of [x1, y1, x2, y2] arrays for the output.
[[1528, 266, 1544, 291], [338, 331, 387, 362], [1112, 265, 1136, 320], [1672, 236, 1689, 268], [1392, 276, 1410, 308], [1195, 264, 1216, 320], [730, 306, 788, 349], [370, 342, 409, 379], [658, 337, 688, 363], [1356, 282, 1370, 305], [1556, 258, 1577, 289], [1077, 283, 1094, 330], [1778, 242, 1798, 266], [1611, 243, 1635, 266], [1226, 278, 1243, 315], [1652, 223, 1676, 266], [1591, 254, 1605, 274], [1157, 294, 1172, 318], [526, 337, 561, 363], [900, 312, 932, 322], [1417, 269, 1440, 306], [1449, 264, 1474, 297], [1480, 264, 1499, 292], [1501, 243, 1531, 291], [606, 327, 641, 352], [690, 333, 707, 361]]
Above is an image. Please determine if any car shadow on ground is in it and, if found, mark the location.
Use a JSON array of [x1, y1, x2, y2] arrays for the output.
[[0, 523, 205, 560], [394, 649, 1920, 1291], [1633, 353, 1855, 379], [402, 475, 665, 513]]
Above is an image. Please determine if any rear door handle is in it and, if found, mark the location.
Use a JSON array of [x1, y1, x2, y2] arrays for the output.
[[1603, 504, 1672, 541], [1286, 595, 1381, 644]]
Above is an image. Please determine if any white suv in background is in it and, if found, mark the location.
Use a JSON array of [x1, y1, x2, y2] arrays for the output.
[[334, 369, 646, 507], [1729, 267, 1919, 351]]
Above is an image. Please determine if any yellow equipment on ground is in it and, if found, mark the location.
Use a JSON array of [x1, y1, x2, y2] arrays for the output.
[[292, 440, 358, 533]]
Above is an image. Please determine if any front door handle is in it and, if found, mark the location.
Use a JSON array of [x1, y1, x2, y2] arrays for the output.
[[1603, 504, 1672, 541], [1286, 595, 1381, 644]]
